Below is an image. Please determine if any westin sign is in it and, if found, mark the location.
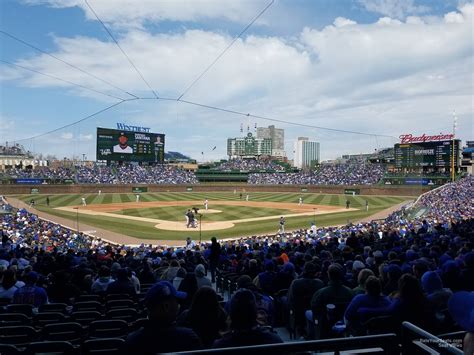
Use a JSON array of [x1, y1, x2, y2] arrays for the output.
[[116, 123, 151, 133]]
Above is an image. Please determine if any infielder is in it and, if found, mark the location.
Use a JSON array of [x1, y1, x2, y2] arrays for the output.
[[204, 199, 208, 210], [81, 197, 87, 206], [299, 197, 303, 205], [136, 194, 140, 203], [246, 194, 249, 201]]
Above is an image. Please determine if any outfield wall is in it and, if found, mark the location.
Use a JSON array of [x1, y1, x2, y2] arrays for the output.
[[1, 184, 430, 196]]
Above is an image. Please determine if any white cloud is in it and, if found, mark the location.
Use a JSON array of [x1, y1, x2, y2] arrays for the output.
[[60, 132, 73, 139], [79, 134, 93, 141], [21, 0, 270, 28], [4, 3, 474, 160], [358, 0, 430, 19]]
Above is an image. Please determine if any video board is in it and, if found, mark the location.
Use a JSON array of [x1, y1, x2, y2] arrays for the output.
[[96, 128, 165, 162], [394, 140, 460, 168]]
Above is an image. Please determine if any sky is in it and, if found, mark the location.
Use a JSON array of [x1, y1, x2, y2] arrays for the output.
[[0, 0, 473, 162]]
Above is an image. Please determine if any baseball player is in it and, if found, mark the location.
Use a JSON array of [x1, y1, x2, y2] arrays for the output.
[[246, 194, 249, 201], [204, 199, 208, 210], [81, 197, 87, 206], [299, 197, 303, 205], [136, 194, 140, 203]]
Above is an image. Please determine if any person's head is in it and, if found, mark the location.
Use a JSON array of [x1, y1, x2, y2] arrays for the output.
[[237, 275, 253, 289], [116, 268, 129, 281], [328, 264, 344, 282], [145, 281, 187, 323], [195, 264, 206, 278], [25, 271, 38, 286], [413, 260, 429, 279], [118, 133, 128, 147], [98, 266, 110, 279], [398, 274, 424, 302], [365, 276, 382, 297], [189, 286, 221, 325], [229, 289, 258, 331], [357, 268, 375, 288], [302, 262, 320, 278], [421, 271, 443, 295], [211, 237, 217, 244]]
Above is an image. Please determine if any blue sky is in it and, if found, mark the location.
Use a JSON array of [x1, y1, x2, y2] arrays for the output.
[[0, 0, 472, 161]]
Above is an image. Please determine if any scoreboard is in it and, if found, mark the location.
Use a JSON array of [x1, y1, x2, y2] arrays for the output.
[[96, 128, 165, 162], [394, 140, 460, 168]]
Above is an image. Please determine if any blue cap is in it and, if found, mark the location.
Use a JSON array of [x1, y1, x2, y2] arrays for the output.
[[145, 281, 186, 306]]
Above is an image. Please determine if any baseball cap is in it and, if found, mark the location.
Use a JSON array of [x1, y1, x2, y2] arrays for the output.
[[145, 281, 186, 307], [352, 260, 365, 271]]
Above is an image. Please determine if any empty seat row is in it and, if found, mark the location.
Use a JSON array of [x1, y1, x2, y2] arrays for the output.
[[0, 338, 125, 354]]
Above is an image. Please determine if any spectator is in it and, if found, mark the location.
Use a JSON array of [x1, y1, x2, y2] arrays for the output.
[[421, 271, 452, 313], [0, 269, 25, 300], [209, 237, 220, 283], [288, 262, 324, 336], [106, 268, 136, 297], [212, 289, 283, 348], [344, 276, 391, 333], [12, 271, 48, 307], [124, 281, 202, 353], [352, 268, 374, 296], [178, 286, 227, 347], [47, 271, 81, 304], [311, 264, 354, 316], [91, 266, 113, 295], [195, 264, 212, 289]]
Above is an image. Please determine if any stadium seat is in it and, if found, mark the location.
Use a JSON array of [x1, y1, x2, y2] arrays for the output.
[[42, 322, 84, 344], [140, 283, 153, 293], [129, 318, 147, 332], [0, 297, 12, 307], [0, 344, 21, 355], [0, 325, 38, 346], [70, 311, 102, 326], [6, 304, 34, 317], [38, 303, 69, 314], [76, 295, 102, 303], [88, 320, 128, 339], [82, 337, 125, 354], [105, 299, 134, 310], [34, 312, 67, 327], [105, 294, 130, 302], [105, 308, 138, 323], [24, 340, 75, 355], [73, 301, 102, 312], [363, 315, 401, 336], [0, 313, 31, 326]]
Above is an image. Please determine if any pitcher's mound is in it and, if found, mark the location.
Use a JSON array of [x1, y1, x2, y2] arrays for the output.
[[155, 220, 234, 231]]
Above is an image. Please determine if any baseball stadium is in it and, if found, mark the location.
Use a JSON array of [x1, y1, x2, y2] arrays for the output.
[[0, 1, 473, 354]]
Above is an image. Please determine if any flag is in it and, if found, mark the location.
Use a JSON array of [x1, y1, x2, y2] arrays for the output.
[[212, 146, 216, 151]]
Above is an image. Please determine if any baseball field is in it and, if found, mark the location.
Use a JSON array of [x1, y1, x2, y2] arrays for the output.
[[10, 191, 412, 244]]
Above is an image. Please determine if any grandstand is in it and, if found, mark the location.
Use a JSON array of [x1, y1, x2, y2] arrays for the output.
[[0, 177, 472, 353]]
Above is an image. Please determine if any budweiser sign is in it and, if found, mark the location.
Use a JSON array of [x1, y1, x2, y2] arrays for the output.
[[399, 133, 455, 144]]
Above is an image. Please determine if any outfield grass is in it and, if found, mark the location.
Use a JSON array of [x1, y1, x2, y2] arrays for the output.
[[11, 192, 412, 241]]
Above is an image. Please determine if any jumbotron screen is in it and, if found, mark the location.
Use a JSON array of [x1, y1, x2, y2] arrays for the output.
[[96, 128, 165, 162], [394, 140, 460, 168]]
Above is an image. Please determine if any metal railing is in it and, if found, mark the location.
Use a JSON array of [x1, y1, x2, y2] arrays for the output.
[[401, 321, 463, 354], [177, 333, 399, 354]]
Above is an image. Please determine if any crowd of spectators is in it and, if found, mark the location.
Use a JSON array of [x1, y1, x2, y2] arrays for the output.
[[212, 159, 285, 172], [0, 177, 472, 352], [1, 167, 75, 180], [115, 165, 198, 184], [248, 161, 385, 185], [3, 165, 199, 184]]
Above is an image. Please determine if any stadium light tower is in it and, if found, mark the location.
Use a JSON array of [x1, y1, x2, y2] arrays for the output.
[[452, 111, 457, 183]]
